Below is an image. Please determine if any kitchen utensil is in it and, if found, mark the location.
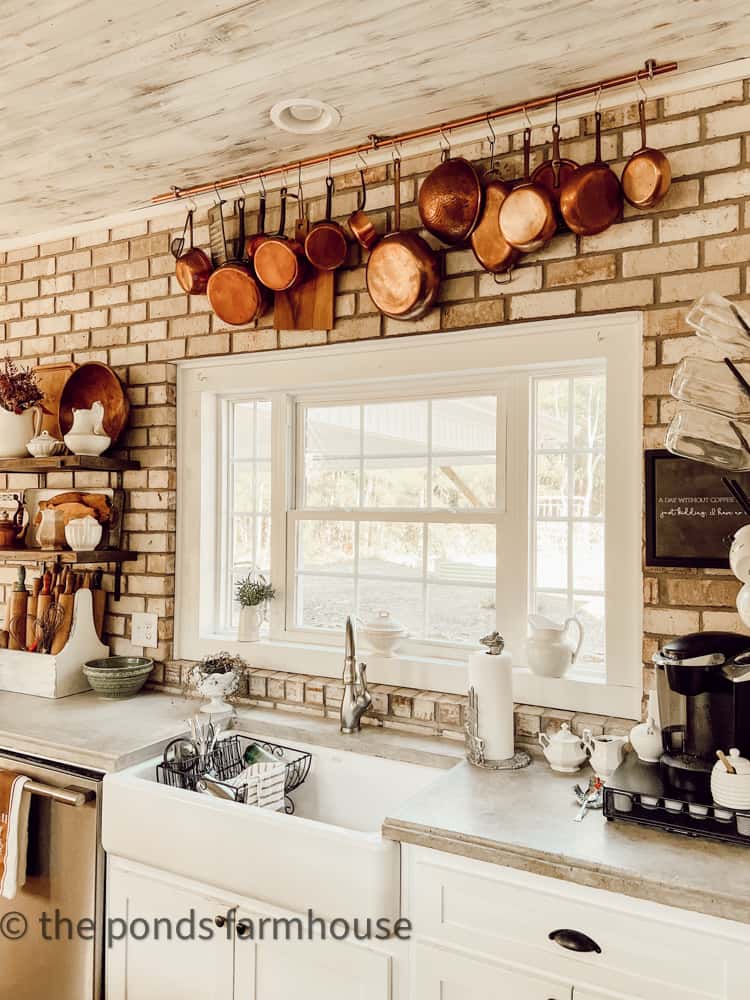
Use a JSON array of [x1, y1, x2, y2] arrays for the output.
[[583, 730, 626, 783], [26, 575, 41, 649], [206, 198, 268, 326], [0, 499, 26, 549], [58, 362, 129, 445], [469, 135, 521, 276], [347, 169, 378, 250], [6, 566, 27, 651], [64, 515, 103, 550], [254, 187, 309, 292], [711, 749, 750, 809], [539, 723, 589, 773], [717, 749, 737, 774], [466, 632, 515, 764], [172, 210, 213, 294], [305, 175, 348, 271], [686, 292, 750, 353], [531, 121, 579, 212], [33, 362, 76, 440], [274, 267, 334, 331], [63, 399, 111, 456], [559, 110, 622, 235], [621, 99, 671, 209], [207, 198, 229, 267], [83, 656, 154, 698], [526, 613, 583, 678], [51, 574, 75, 655], [366, 157, 441, 321], [33, 601, 65, 655], [670, 357, 750, 419], [26, 429, 65, 458], [418, 147, 482, 245], [725, 479, 750, 518], [244, 190, 268, 259], [666, 403, 750, 471], [358, 610, 407, 656], [574, 775, 602, 822], [91, 569, 106, 639], [498, 127, 557, 252]]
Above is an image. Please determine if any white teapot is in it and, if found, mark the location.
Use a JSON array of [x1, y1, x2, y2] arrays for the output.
[[538, 724, 589, 773], [527, 614, 584, 678], [64, 400, 111, 457]]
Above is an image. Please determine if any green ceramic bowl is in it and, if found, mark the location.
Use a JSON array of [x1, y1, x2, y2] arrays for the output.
[[83, 656, 154, 699]]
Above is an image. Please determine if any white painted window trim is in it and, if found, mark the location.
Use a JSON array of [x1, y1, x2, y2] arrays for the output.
[[176, 313, 643, 718]]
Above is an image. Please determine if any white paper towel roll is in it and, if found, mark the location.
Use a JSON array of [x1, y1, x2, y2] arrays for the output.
[[467, 645, 514, 762]]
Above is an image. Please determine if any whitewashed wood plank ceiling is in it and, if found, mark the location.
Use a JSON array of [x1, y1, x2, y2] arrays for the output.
[[0, 0, 748, 237]]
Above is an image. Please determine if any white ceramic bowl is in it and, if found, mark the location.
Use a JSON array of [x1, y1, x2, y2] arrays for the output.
[[63, 432, 111, 457], [64, 516, 103, 550]]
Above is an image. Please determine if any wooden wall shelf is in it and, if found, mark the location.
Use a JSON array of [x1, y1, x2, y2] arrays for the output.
[[0, 456, 139, 473], [0, 549, 136, 599]]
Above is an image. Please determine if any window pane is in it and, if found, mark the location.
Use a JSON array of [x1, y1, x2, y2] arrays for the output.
[[363, 401, 428, 455], [298, 520, 354, 572], [573, 376, 606, 450], [305, 405, 360, 456], [233, 516, 255, 564], [432, 459, 496, 509], [359, 521, 423, 578], [573, 454, 604, 518], [305, 456, 360, 507], [256, 462, 271, 514], [255, 401, 272, 458], [535, 522, 567, 589], [233, 403, 254, 458], [573, 522, 604, 591], [255, 516, 271, 575], [358, 580, 423, 638], [574, 594, 605, 665], [363, 461, 427, 507], [428, 524, 495, 584], [233, 464, 255, 513], [536, 379, 569, 450], [534, 591, 569, 622], [427, 584, 496, 644], [536, 454, 568, 518], [298, 576, 355, 630], [432, 397, 496, 453]]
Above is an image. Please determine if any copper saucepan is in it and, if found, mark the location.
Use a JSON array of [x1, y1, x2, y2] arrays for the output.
[[206, 198, 268, 326], [470, 139, 520, 276], [621, 99, 671, 209], [305, 175, 348, 271], [531, 122, 579, 215], [348, 169, 378, 250], [498, 127, 557, 253], [559, 110, 623, 236], [253, 188, 309, 292], [172, 210, 213, 295], [366, 158, 441, 321], [418, 148, 482, 245]]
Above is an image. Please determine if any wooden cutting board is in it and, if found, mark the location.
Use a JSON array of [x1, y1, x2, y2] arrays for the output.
[[34, 362, 76, 439], [274, 268, 334, 331]]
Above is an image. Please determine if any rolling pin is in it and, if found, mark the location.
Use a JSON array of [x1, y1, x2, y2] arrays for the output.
[[51, 574, 75, 655], [7, 566, 28, 651], [26, 576, 42, 650], [35, 570, 53, 627], [91, 569, 106, 640]]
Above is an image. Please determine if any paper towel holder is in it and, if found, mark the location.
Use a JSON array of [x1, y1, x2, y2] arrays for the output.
[[465, 686, 531, 771]]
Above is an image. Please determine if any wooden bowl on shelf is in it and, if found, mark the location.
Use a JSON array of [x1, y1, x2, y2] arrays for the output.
[[58, 362, 130, 445]]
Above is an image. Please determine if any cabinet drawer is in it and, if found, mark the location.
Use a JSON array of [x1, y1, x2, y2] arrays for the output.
[[414, 942, 571, 1000], [408, 849, 735, 1000]]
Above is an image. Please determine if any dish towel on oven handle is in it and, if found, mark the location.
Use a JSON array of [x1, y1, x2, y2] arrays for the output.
[[0, 770, 31, 900]]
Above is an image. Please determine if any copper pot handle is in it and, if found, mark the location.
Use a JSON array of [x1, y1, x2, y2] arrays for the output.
[[594, 111, 603, 163], [523, 128, 531, 181], [356, 169, 367, 212], [393, 158, 401, 231], [236, 198, 245, 261], [325, 176, 334, 221], [551, 123, 562, 189], [171, 209, 194, 259], [258, 193, 266, 236], [277, 188, 287, 236], [638, 99, 647, 150]]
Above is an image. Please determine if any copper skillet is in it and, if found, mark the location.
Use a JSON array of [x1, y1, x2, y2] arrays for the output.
[[254, 187, 309, 292], [305, 175, 348, 271], [532, 121, 579, 216], [470, 136, 520, 276], [206, 198, 268, 326], [559, 110, 622, 236], [172, 210, 213, 295], [621, 99, 671, 208], [498, 127, 557, 253], [366, 158, 440, 321]]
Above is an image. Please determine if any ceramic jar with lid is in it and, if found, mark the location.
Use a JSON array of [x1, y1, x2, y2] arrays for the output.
[[711, 748, 750, 811], [27, 429, 65, 458], [358, 610, 407, 656], [538, 723, 589, 773]]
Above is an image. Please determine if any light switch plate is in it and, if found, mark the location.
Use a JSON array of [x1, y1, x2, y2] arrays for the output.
[[132, 612, 158, 648]]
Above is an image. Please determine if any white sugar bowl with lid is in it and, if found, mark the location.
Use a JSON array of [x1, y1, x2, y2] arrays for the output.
[[538, 723, 589, 774], [711, 748, 750, 810], [358, 610, 407, 656]]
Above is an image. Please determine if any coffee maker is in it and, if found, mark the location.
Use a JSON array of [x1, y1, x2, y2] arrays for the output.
[[603, 631, 750, 843]]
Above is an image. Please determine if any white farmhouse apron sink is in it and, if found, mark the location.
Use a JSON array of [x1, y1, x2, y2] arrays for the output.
[[103, 734, 446, 921]]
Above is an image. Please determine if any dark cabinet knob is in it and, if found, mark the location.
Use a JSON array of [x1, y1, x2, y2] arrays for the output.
[[548, 928, 602, 954]]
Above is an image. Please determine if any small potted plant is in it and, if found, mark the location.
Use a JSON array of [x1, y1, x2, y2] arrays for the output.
[[236, 572, 276, 642], [0, 357, 44, 458], [190, 651, 246, 718]]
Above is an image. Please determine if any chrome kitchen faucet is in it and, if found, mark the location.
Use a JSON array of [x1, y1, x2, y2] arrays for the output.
[[340, 616, 372, 734]]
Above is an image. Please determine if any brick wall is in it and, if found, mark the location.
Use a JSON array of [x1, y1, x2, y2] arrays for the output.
[[1, 77, 749, 732]]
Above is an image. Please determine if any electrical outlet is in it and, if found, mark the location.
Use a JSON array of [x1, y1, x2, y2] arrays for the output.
[[132, 612, 158, 648]]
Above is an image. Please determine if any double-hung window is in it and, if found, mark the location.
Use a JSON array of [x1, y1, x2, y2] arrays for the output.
[[178, 315, 642, 717]]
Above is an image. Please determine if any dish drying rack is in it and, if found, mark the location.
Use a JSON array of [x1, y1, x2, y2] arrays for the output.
[[157, 735, 312, 815]]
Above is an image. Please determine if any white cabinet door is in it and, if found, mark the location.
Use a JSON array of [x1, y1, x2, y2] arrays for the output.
[[107, 864, 235, 1000], [414, 943, 571, 1000], [233, 911, 391, 1000]]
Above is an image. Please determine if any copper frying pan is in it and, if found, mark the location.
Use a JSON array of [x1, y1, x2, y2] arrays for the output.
[[498, 128, 557, 253], [470, 138, 520, 275], [559, 111, 623, 236], [206, 198, 268, 326], [172, 210, 213, 295], [253, 188, 309, 292], [531, 122, 579, 214], [621, 100, 671, 208], [305, 176, 348, 271]]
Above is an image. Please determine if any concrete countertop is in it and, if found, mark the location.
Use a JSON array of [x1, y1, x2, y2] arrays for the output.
[[383, 758, 750, 925]]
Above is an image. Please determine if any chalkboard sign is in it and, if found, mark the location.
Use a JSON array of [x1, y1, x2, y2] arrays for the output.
[[645, 450, 750, 568]]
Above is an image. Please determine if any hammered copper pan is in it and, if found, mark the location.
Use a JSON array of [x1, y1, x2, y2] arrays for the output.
[[305, 176, 348, 271], [254, 188, 309, 292], [559, 111, 622, 236], [418, 153, 482, 245], [207, 198, 268, 326], [498, 128, 557, 253], [172, 210, 213, 295], [621, 100, 671, 209], [366, 158, 440, 321]]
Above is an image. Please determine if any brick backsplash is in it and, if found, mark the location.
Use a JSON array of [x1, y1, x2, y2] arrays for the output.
[[1, 78, 749, 727]]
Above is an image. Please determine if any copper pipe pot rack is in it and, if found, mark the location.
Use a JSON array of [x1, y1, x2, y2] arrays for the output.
[[152, 59, 678, 206]]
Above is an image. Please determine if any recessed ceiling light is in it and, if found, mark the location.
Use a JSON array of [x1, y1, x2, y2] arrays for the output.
[[270, 98, 341, 134]]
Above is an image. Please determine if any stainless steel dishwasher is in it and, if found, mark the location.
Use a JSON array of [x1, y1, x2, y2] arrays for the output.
[[0, 747, 104, 1000]]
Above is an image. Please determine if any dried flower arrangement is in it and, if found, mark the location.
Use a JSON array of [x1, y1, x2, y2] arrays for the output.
[[0, 357, 43, 414]]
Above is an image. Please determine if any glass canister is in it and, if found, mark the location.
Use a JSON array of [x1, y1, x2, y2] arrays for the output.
[[686, 292, 750, 353], [666, 403, 750, 471], [670, 357, 750, 418]]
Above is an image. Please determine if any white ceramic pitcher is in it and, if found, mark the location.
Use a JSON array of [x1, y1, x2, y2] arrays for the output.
[[70, 400, 105, 436], [526, 614, 584, 678], [583, 730, 627, 784]]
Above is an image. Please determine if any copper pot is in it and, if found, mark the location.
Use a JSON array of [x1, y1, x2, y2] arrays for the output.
[[418, 153, 482, 245], [559, 111, 623, 236], [305, 176, 348, 271], [470, 168, 520, 275], [366, 158, 441, 321], [621, 100, 671, 209], [172, 210, 213, 295], [348, 169, 378, 250], [498, 128, 557, 253], [207, 198, 268, 326], [531, 122, 579, 212], [254, 188, 309, 292]]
